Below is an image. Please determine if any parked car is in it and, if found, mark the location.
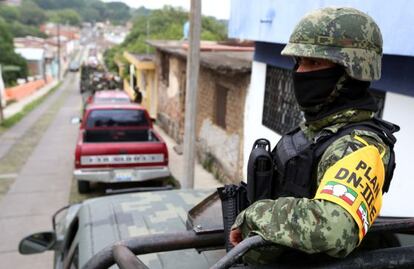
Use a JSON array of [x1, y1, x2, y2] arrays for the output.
[[73, 103, 169, 193], [69, 61, 80, 72]]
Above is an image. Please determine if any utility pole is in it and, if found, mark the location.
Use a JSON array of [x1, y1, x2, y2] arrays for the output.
[[57, 23, 61, 81], [0, 65, 4, 123], [146, 19, 150, 55], [182, 0, 201, 189]]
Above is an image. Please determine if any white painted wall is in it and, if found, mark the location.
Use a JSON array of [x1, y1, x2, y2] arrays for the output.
[[242, 61, 282, 180], [380, 92, 414, 217]]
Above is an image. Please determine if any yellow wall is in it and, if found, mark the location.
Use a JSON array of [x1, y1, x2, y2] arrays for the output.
[[122, 51, 157, 118]]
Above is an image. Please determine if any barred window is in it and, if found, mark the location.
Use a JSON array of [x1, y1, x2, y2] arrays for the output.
[[262, 66, 303, 135]]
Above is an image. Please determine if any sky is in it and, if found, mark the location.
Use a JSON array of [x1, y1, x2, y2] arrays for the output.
[[103, 0, 231, 20]]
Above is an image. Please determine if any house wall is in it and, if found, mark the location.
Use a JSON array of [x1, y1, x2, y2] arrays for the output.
[[136, 69, 157, 118], [155, 52, 186, 143], [197, 67, 249, 183], [242, 61, 282, 180], [380, 92, 414, 217], [154, 50, 250, 183], [27, 60, 43, 77]]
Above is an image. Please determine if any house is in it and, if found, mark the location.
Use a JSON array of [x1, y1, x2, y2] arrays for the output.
[[148, 40, 253, 182], [122, 52, 158, 118], [14, 36, 58, 78], [228, 0, 414, 217], [14, 48, 45, 78]]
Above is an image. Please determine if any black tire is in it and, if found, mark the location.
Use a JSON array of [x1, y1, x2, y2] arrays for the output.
[[78, 180, 90, 193]]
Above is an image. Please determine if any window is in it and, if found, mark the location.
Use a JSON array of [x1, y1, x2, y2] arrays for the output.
[[215, 84, 228, 129], [161, 53, 169, 86], [262, 66, 303, 135], [86, 109, 149, 128]]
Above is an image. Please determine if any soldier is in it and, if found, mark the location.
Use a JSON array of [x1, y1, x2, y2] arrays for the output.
[[229, 7, 399, 263]]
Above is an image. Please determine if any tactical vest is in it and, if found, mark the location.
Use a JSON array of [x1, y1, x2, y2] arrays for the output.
[[270, 118, 399, 200]]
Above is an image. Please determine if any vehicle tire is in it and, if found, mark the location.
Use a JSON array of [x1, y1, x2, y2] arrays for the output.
[[78, 180, 90, 193]]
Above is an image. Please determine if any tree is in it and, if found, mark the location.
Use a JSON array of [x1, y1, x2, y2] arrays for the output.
[[19, 0, 47, 26], [79, 7, 100, 23], [8, 21, 47, 38], [104, 6, 228, 72], [0, 5, 20, 21], [0, 19, 28, 86], [47, 9, 81, 26], [103, 2, 131, 24]]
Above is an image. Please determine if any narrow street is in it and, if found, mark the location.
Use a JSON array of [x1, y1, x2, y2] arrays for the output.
[[0, 52, 222, 268], [0, 72, 82, 268]]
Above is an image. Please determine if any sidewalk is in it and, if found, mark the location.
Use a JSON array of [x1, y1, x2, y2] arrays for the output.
[[0, 79, 65, 161], [154, 125, 223, 189], [3, 79, 59, 119], [0, 73, 81, 269]]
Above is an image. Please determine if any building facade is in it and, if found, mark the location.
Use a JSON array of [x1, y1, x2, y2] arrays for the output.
[[148, 41, 253, 182], [122, 52, 158, 118]]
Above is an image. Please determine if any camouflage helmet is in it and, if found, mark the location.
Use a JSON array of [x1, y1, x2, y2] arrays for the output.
[[281, 7, 383, 81]]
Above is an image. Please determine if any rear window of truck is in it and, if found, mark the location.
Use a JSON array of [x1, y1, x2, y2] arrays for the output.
[[86, 109, 149, 128]]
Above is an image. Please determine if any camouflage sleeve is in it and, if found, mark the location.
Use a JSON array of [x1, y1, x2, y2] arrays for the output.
[[232, 130, 389, 258]]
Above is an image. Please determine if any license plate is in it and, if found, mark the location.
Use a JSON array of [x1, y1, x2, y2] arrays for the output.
[[81, 154, 164, 165], [115, 170, 133, 182]]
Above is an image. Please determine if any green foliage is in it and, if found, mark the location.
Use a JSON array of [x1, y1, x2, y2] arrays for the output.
[[104, 6, 227, 74], [8, 21, 47, 38], [103, 46, 121, 73], [19, 0, 47, 25], [104, 6, 227, 73], [133, 6, 151, 17], [123, 6, 227, 54], [0, 1, 47, 38], [104, 2, 130, 25], [0, 18, 28, 86], [32, 0, 131, 24], [0, 5, 20, 21], [47, 8, 82, 26]]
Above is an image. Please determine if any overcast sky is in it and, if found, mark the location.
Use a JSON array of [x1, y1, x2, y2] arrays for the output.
[[103, 0, 231, 20]]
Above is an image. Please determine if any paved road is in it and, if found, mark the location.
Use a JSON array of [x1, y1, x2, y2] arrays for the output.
[[0, 72, 82, 268], [0, 47, 221, 268]]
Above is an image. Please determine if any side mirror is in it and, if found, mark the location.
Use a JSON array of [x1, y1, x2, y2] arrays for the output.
[[19, 232, 57, 255], [71, 117, 82, 124]]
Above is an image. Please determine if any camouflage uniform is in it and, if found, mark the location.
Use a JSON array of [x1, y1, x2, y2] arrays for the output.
[[232, 7, 390, 263], [232, 109, 390, 262]]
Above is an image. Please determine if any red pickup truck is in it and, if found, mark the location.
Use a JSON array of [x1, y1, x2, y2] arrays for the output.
[[73, 103, 170, 193]]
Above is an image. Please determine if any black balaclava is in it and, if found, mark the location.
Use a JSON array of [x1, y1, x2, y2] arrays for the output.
[[293, 66, 378, 122]]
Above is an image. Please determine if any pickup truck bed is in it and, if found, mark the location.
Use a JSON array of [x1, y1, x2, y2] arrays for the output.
[[74, 104, 170, 193]]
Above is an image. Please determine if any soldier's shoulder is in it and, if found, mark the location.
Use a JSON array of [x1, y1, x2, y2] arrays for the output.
[[317, 128, 389, 183]]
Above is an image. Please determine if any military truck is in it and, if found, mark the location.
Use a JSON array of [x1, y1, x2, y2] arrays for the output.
[[18, 184, 414, 269], [80, 64, 122, 99]]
